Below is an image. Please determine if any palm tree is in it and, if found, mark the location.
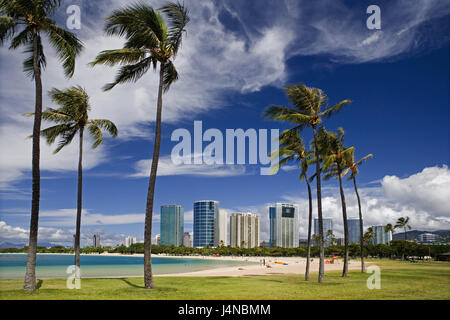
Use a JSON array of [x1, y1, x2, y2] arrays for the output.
[[28, 86, 118, 273], [385, 223, 395, 244], [342, 149, 373, 272], [265, 84, 351, 282], [326, 230, 337, 246], [272, 129, 315, 280], [320, 127, 354, 277], [363, 227, 376, 244], [90, 2, 189, 289], [0, 0, 83, 291], [394, 216, 411, 260], [395, 217, 412, 241]]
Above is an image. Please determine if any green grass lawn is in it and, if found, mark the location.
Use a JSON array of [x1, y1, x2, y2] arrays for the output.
[[0, 260, 449, 300]]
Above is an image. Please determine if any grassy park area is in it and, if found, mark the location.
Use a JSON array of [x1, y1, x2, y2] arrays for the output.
[[0, 259, 449, 300]]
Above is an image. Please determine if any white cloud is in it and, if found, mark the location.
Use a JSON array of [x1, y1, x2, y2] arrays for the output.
[[382, 165, 450, 218], [131, 155, 247, 178]]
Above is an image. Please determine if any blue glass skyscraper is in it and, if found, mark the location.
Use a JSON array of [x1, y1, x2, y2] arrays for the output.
[[193, 200, 219, 247], [160, 205, 184, 247], [348, 219, 360, 244]]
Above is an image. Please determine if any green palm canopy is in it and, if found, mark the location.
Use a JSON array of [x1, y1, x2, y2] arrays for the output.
[[34, 86, 118, 152], [90, 1, 189, 91], [0, 0, 83, 78]]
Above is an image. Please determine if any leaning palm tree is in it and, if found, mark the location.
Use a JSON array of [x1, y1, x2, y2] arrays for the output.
[[27, 86, 118, 272], [90, 2, 189, 289], [265, 84, 351, 282], [320, 127, 354, 277], [0, 0, 83, 291], [342, 149, 372, 272], [271, 129, 315, 280]]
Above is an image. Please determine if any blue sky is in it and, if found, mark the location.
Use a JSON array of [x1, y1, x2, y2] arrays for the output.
[[0, 0, 449, 247]]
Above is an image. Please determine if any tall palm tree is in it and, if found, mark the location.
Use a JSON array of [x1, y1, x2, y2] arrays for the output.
[[342, 149, 373, 272], [320, 127, 354, 277], [90, 2, 189, 289], [0, 0, 83, 291], [394, 216, 411, 260], [272, 129, 315, 280], [28, 86, 118, 273], [265, 84, 351, 282]]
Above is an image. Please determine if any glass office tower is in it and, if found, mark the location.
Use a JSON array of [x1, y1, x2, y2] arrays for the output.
[[193, 200, 219, 247], [371, 225, 393, 245], [348, 219, 361, 244], [314, 218, 333, 247], [269, 203, 299, 248], [160, 205, 184, 247]]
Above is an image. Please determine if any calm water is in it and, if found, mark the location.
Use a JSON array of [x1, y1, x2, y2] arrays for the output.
[[0, 254, 254, 279]]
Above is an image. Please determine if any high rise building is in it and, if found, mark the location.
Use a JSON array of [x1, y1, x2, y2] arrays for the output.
[[124, 236, 137, 248], [160, 205, 184, 247], [214, 210, 228, 247], [314, 218, 333, 247], [93, 234, 100, 248], [193, 200, 219, 247], [269, 203, 299, 248], [183, 232, 192, 247], [371, 225, 392, 245], [230, 212, 260, 248], [348, 219, 361, 244], [152, 234, 160, 245], [418, 233, 440, 243]]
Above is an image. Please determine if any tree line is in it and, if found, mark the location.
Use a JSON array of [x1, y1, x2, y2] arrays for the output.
[[2, 241, 449, 259]]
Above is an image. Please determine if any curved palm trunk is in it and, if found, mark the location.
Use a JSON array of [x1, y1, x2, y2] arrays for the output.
[[312, 125, 324, 283], [353, 176, 365, 273], [24, 32, 42, 291], [305, 179, 313, 281], [144, 63, 165, 289], [74, 128, 84, 276], [337, 169, 349, 277]]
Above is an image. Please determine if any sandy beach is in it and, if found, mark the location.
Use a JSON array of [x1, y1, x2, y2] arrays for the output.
[[1, 252, 365, 278]]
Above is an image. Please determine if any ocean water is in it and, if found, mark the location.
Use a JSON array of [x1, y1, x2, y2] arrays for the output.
[[0, 254, 254, 279]]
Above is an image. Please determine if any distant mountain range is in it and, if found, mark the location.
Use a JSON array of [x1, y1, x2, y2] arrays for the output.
[[393, 230, 450, 242]]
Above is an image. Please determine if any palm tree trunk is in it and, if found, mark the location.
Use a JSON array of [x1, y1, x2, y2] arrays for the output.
[[338, 169, 349, 277], [24, 32, 42, 291], [74, 128, 84, 275], [353, 176, 365, 273], [305, 179, 312, 281], [144, 63, 165, 289], [312, 125, 324, 283]]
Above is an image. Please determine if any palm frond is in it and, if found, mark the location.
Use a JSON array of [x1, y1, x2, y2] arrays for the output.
[[45, 22, 84, 78], [160, 1, 190, 56], [23, 35, 47, 79], [0, 16, 17, 45], [90, 48, 148, 67], [40, 123, 74, 145], [162, 60, 178, 91], [320, 99, 352, 119], [9, 26, 32, 49], [103, 56, 153, 91], [89, 119, 118, 138], [104, 3, 165, 49], [54, 126, 77, 153], [87, 123, 103, 149]]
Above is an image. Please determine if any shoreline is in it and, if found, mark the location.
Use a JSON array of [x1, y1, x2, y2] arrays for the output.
[[0, 252, 366, 278]]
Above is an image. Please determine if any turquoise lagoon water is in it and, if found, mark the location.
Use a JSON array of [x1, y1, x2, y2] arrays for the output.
[[0, 254, 254, 279]]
